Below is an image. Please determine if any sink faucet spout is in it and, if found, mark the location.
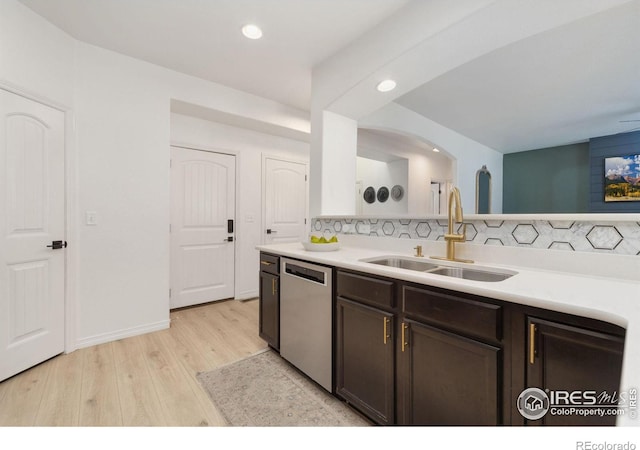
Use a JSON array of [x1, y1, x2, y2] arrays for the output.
[[432, 187, 473, 263]]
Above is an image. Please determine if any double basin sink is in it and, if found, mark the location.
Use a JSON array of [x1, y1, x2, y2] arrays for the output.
[[361, 256, 516, 282]]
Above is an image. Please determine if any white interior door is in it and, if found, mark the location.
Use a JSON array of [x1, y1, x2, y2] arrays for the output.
[[263, 157, 308, 244], [170, 147, 235, 309], [0, 89, 65, 382]]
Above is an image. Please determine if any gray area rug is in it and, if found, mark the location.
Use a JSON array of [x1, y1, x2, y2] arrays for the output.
[[197, 349, 369, 426]]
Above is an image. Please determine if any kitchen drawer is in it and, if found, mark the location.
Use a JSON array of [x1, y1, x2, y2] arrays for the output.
[[402, 285, 502, 342], [337, 270, 394, 309], [260, 252, 279, 275]]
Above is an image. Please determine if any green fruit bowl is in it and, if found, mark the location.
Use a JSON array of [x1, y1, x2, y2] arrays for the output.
[[302, 241, 340, 252]]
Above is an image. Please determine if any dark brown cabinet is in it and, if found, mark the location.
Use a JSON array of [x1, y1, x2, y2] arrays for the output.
[[398, 319, 500, 425], [259, 252, 279, 350], [328, 264, 626, 427], [336, 298, 395, 424], [525, 316, 625, 426], [335, 270, 396, 425], [398, 285, 503, 425]]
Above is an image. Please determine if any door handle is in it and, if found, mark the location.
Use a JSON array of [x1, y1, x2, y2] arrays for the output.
[[223, 236, 234, 242], [529, 323, 537, 365], [383, 317, 390, 344], [266, 229, 277, 234], [401, 322, 409, 352], [46, 240, 67, 250]]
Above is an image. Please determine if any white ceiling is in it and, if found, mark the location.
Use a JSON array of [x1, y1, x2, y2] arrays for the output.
[[358, 128, 443, 163], [396, 1, 640, 153], [19, 0, 410, 111], [18, 0, 640, 153]]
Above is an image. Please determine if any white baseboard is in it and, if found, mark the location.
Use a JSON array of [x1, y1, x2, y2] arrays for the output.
[[75, 319, 170, 350]]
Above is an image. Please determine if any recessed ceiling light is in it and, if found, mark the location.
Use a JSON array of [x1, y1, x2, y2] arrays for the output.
[[376, 79, 396, 92], [433, 148, 440, 152], [242, 24, 263, 40]]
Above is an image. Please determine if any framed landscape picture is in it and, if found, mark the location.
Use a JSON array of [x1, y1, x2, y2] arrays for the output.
[[604, 153, 640, 202]]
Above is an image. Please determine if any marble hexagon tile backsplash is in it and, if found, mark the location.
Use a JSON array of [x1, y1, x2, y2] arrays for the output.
[[311, 217, 640, 256]]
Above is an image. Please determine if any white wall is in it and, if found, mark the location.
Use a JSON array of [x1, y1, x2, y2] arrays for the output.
[[406, 150, 453, 215], [356, 157, 408, 215], [170, 113, 309, 299], [73, 43, 172, 344], [1, 0, 311, 349], [361, 103, 503, 213], [73, 43, 310, 346], [357, 130, 454, 215], [0, 0, 75, 107]]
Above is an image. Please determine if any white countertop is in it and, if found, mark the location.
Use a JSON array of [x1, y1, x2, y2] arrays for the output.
[[257, 238, 640, 426]]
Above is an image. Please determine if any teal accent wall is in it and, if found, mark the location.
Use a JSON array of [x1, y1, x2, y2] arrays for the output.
[[503, 143, 590, 213]]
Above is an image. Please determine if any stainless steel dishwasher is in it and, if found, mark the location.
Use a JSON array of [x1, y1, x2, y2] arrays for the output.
[[280, 257, 333, 392]]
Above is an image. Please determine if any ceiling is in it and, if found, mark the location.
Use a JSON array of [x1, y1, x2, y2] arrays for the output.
[[396, 1, 640, 153], [19, 0, 410, 111], [18, 0, 640, 154], [358, 128, 446, 163]]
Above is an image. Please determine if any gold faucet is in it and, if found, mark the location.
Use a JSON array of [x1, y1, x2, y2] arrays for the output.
[[431, 187, 473, 263]]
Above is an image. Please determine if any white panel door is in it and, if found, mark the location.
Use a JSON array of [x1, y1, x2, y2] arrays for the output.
[[264, 157, 308, 244], [170, 147, 235, 309], [0, 89, 65, 382]]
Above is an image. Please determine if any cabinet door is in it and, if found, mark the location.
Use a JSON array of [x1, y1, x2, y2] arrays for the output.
[[336, 297, 395, 425], [399, 319, 501, 425], [526, 317, 624, 426], [259, 271, 279, 350]]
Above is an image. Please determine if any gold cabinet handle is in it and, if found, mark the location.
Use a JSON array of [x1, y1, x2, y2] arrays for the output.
[[401, 322, 409, 352], [261, 261, 272, 266], [529, 323, 536, 364], [383, 317, 390, 344]]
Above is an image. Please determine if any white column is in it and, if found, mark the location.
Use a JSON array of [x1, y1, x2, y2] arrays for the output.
[[310, 110, 358, 217]]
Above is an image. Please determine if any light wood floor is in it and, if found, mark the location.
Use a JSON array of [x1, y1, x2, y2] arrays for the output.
[[0, 298, 267, 426]]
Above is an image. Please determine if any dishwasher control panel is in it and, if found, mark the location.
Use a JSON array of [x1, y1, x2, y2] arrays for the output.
[[284, 262, 326, 285]]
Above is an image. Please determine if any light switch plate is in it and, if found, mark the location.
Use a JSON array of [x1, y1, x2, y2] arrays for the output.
[[86, 211, 98, 225]]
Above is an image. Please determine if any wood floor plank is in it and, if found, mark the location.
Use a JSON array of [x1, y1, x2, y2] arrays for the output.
[[112, 336, 168, 426], [137, 331, 216, 426], [0, 299, 268, 427], [185, 299, 265, 364], [170, 306, 241, 367], [33, 349, 84, 425], [0, 357, 53, 426], [153, 330, 227, 426], [168, 307, 222, 364], [156, 321, 212, 374], [78, 342, 123, 426], [212, 301, 266, 358]]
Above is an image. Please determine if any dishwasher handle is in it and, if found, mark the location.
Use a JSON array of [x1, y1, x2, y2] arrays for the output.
[[284, 262, 326, 285]]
